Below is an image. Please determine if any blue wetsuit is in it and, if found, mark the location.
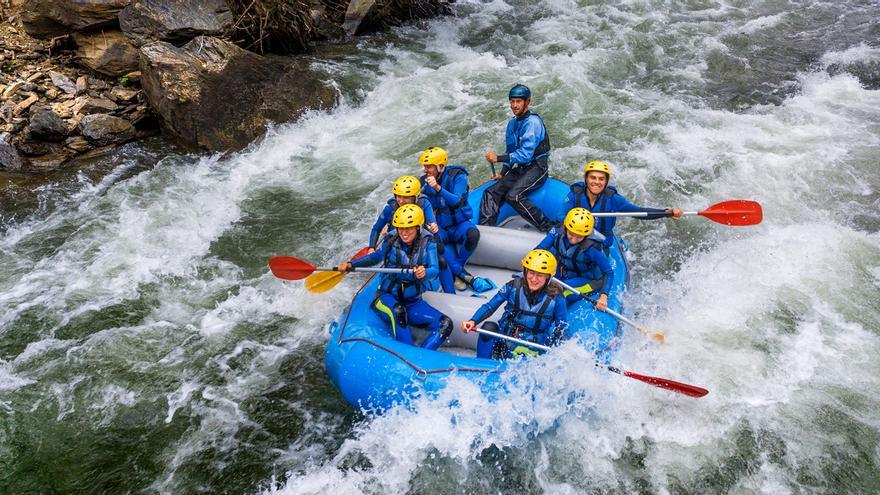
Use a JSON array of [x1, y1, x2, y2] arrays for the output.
[[469, 277, 568, 359], [421, 166, 479, 290], [557, 183, 667, 248], [351, 232, 452, 350], [479, 111, 553, 231], [537, 227, 614, 305]]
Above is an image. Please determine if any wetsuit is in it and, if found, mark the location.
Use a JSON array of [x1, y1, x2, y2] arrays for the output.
[[469, 277, 568, 359], [479, 111, 553, 231], [558, 183, 667, 248], [351, 232, 452, 350], [537, 227, 614, 305]]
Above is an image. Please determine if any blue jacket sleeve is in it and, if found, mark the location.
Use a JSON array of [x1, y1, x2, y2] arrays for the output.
[[536, 230, 556, 251], [369, 205, 392, 248], [610, 194, 667, 218], [421, 241, 439, 280], [503, 116, 545, 166], [422, 198, 437, 225], [557, 193, 575, 223], [588, 248, 614, 295], [438, 173, 467, 206], [471, 283, 511, 324]]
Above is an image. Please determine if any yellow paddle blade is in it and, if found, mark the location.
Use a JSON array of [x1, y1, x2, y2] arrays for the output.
[[304, 270, 346, 293], [638, 327, 666, 343]]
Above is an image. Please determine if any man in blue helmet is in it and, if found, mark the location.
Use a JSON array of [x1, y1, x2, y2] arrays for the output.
[[479, 84, 554, 232]]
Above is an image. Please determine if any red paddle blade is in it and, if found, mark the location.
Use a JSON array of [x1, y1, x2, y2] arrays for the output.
[[351, 246, 371, 260], [268, 256, 317, 280], [699, 200, 762, 226], [623, 370, 709, 398]]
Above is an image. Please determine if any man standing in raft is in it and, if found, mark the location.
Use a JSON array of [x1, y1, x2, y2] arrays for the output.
[[559, 160, 684, 248], [461, 250, 568, 359], [537, 208, 614, 311], [419, 146, 492, 293], [479, 84, 554, 232], [339, 204, 453, 351]]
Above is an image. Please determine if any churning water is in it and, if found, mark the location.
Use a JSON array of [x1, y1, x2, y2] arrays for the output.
[[1, 0, 879, 493]]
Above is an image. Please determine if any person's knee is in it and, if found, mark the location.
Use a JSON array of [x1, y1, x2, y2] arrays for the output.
[[438, 255, 448, 270], [479, 321, 499, 341], [464, 228, 480, 252]]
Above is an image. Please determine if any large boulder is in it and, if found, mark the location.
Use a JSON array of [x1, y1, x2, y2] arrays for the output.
[[79, 113, 136, 146], [21, 0, 131, 39], [119, 0, 234, 47], [0, 132, 25, 171], [73, 30, 141, 77], [28, 108, 68, 142], [139, 36, 338, 151]]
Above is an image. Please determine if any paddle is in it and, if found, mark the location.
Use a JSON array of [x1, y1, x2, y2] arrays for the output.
[[303, 247, 372, 294], [268, 256, 411, 281], [590, 200, 762, 226], [551, 278, 665, 343], [473, 327, 708, 398]]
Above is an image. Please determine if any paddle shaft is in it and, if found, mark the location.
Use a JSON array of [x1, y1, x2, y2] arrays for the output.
[[474, 328, 707, 397], [551, 278, 640, 328], [318, 266, 412, 275]]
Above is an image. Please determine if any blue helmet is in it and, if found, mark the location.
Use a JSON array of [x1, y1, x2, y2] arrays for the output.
[[508, 84, 531, 100]]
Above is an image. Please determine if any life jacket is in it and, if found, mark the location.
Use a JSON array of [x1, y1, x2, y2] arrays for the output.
[[498, 277, 560, 341], [570, 183, 618, 236], [423, 166, 473, 229], [383, 196, 433, 237], [552, 231, 602, 279], [378, 231, 433, 302], [507, 111, 551, 168]]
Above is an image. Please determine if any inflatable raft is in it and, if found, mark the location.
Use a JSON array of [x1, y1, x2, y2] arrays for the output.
[[325, 178, 630, 410]]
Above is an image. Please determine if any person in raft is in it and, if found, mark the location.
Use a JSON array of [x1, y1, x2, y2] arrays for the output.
[[368, 175, 439, 251], [479, 84, 555, 232], [558, 160, 684, 248], [418, 146, 493, 293], [339, 204, 453, 351], [461, 249, 568, 359], [537, 208, 614, 311]]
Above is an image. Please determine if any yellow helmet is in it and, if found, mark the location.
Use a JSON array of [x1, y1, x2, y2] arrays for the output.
[[392, 175, 421, 197], [583, 160, 611, 178], [392, 204, 425, 228], [563, 207, 594, 237], [521, 249, 557, 276], [419, 146, 448, 167]]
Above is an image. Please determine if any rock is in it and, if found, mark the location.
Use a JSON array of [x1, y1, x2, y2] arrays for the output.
[[52, 99, 78, 118], [49, 71, 77, 95], [79, 113, 135, 145], [72, 95, 118, 114], [13, 94, 39, 115], [64, 135, 93, 152], [45, 87, 60, 99], [110, 87, 139, 102], [76, 75, 89, 95], [88, 78, 110, 90], [343, 0, 378, 36], [28, 108, 68, 141], [120, 0, 233, 47], [22, 0, 131, 39], [26, 72, 45, 83], [2, 81, 24, 98], [73, 30, 141, 77], [139, 36, 337, 151], [27, 153, 70, 172], [0, 132, 24, 170], [122, 70, 141, 85]]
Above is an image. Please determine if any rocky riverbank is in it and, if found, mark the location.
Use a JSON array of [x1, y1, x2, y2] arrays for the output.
[[0, 0, 450, 174]]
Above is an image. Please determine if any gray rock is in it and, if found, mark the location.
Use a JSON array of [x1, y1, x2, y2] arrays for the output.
[[49, 71, 77, 95], [28, 108, 68, 141], [0, 132, 24, 170], [343, 0, 378, 36], [64, 135, 93, 152], [120, 0, 234, 47], [22, 0, 131, 39], [73, 30, 141, 77], [139, 36, 338, 151], [26, 152, 69, 172], [79, 113, 135, 145]]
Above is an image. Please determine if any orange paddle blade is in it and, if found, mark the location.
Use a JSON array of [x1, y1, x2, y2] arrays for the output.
[[268, 256, 317, 280], [699, 200, 762, 226]]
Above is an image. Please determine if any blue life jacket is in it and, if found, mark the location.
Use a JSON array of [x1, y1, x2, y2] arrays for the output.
[[570, 183, 618, 237], [426, 166, 473, 228], [498, 278, 560, 339], [551, 232, 603, 279], [378, 232, 433, 302]]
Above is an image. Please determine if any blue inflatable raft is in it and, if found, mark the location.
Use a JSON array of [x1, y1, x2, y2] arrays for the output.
[[325, 178, 630, 410]]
